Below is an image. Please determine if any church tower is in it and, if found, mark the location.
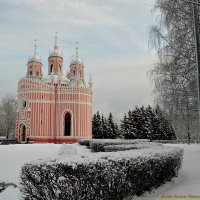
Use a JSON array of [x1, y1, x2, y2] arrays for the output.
[[26, 40, 43, 78], [68, 43, 86, 87], [48, 33, 63, 75]]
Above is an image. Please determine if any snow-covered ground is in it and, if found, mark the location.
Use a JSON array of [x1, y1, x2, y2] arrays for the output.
[[0, 143, 199, 200], [133, 144, 200, 200]]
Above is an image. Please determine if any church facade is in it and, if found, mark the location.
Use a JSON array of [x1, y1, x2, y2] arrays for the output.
[[15, 37, 93, 143]]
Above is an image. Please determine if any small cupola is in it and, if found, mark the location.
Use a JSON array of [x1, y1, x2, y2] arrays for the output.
[[26, 39, 43, 78], [48, 32, 63, 75], [68, 43, 86, 87], [70, 42, 83, 65]]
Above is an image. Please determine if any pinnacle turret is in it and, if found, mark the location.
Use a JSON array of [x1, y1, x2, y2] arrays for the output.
[[27, 39, 43, 78]]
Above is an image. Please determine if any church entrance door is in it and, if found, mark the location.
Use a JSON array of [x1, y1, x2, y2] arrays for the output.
[[19, 124, 26, 141], [64, 112, 71, 136]]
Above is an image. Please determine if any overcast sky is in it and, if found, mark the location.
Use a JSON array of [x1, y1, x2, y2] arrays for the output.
[[0, 0, 157, 120]]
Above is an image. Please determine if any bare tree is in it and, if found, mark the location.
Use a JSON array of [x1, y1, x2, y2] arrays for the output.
[[0, 95, 17, 139], [149, 0, 199, 139]]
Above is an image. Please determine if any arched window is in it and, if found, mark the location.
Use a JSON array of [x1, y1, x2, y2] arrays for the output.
[[73, 70, 76, 76], [36, 71, 39, 76], [64, 112, 71, 136], [50, 64, 53, 73], [30, 71, 32, 75], [23, 100, 27, 108], [59, 65, 61, 71]]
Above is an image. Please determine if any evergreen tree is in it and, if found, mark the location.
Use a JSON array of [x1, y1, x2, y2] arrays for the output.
[[92, 111, 102, 139], [120, 114, 129, 138], [92, 111, 119, 139], [120, 105, 176, 140], [154, 105, 176, 140], [137, 106, 151, 139], [107, 112, 119, 139], [101, 114, 108, 139], [122, 110, 136, 139]]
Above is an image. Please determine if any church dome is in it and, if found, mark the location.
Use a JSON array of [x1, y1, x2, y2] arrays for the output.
[[28, 53, 42, 63], [70, 56, 83, 65], [49, 32, 63, 58], [70, 43, 83, 65], [28, 39, 42, 63], [49, 48, 63, 57]]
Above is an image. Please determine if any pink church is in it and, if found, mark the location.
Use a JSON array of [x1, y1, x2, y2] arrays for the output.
[[15, 37, 93, 143]]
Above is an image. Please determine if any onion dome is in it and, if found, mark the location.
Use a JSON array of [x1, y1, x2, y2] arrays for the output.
[[49, 32, 63, 58], [28, 39, 42, 63], [70, 42, 83, 65], [28, 54, 42, 63], [70, 56, 83, 65]]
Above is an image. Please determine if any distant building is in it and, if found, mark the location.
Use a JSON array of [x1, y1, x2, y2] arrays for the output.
[[15, 36, 93, 143]]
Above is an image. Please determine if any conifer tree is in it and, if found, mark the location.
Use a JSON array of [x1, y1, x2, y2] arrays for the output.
[[92, 111, 119, 139], [92, 111, 102, 139], [107, 112, 119, 139], [122, 110, 137, 139], [120, 105, 176, 140], [101, 114, 108, 139], [154, 105, 176, 140], [120, 114, 129, 138]]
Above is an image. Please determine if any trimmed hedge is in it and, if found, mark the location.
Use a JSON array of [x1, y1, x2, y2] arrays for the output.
[[104, 142, 161, 152], [78, 140, 91, 147], [90, 139, 149, 152], [20, 146, 183, 200], [153, 139, 200, 144]]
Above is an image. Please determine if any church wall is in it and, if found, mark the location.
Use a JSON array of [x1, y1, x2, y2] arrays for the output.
[[16, 79, 92, 143]]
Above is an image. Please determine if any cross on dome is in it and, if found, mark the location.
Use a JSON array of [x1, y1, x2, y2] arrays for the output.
[[34, 39, 37, 55], [49, 32, 62, 57], [76, 41, 79, 58], [55, 32, 58, 47]]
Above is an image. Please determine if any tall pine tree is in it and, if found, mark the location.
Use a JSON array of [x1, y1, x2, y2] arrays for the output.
[[92, 111, 119, 139], [92, 111, 102, 139], [107, 112, 119, 139], [120, 106, 176, 140]]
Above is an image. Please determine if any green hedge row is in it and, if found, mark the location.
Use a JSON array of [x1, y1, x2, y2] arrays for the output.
[[104, 143, 161, 152], [78, 139, 91, 147], [152, 139, 200, 144], [20, 146, 183, 200], [90, 139, 149, 152]]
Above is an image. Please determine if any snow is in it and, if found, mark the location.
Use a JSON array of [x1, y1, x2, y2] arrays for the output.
[[132, 144, 200, 200], [0, 143, 199, 199], [58, 143, 78, 156]]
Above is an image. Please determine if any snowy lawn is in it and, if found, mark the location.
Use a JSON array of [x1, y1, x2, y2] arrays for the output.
[[132, 144, 200, 200], [0, 143, 199, 199]]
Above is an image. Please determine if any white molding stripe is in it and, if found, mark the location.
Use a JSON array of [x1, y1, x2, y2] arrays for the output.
[[28, 100, 92, 105], [30, 136, 91, 139], [18, 89, 92, 95]]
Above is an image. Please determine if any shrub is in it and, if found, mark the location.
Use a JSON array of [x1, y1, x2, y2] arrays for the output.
[[90, 139, 149, 152], [20, 146, 183, 200], [78, 140, 91, 148], [153, 139, 200, 144], [104, 142, 161, 152]]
